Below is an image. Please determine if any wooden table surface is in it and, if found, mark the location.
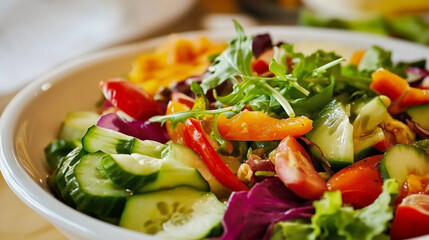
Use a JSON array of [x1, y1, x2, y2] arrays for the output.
[[0, 172, 67, 240]]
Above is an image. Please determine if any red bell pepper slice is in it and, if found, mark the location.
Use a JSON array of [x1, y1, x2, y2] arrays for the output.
[[99, 79, 161, 121], [183, 118, 249, 192]]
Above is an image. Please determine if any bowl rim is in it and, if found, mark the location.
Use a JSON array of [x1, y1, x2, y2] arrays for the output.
[[1, 26, 428, 240]]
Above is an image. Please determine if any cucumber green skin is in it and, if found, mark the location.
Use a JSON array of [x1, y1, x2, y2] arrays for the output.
[[380, 144, 429, 185], [48, 147, 86, 206], [45, 139, 81, 171], [66, 152, 130, 218], [354, 146, 380, 162], [100, 154, 159, 191], [82, 125, 165, 157], [136, 166, 209, 193], [406, 103, 429, 131], [353, 127, 385, 161], [120, 186, 225, 239]]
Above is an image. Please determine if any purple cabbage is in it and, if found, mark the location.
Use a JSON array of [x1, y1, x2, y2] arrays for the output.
[[406, 119, 429, 139], [252, 33, 273, 58], [97, 113, 170, 143], [218, 178, 314, 240], [246, 156, 275, 183], [406, 67, 429, 86]]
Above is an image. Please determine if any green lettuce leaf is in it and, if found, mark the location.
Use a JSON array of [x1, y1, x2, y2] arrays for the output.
[[271, 179, 398, 240]]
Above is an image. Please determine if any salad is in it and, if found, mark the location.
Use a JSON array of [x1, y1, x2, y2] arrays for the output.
[[45, 21, 429, 240]]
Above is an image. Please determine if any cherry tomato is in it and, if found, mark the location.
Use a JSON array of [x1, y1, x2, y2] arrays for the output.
[[251, 59, 269, 75], [327, 155, 383, 208], [183, 118, 249, 192], [99, 79, 161, 121], [171, 92, 194, 109], [275, 136, 327, 200], [390, 194, 429, 240], [373, 130, 395, 152]]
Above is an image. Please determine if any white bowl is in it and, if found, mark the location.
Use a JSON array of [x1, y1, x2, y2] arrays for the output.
[[1, 27, 428, 240]]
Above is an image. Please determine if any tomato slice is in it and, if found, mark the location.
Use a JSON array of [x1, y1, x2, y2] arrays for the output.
[[390, 194, 429, 240], [171, 92, 194, 109], [327, 155, 383, 208], [183, 118, 249, 192], [251, 59, 269, 75], [99, 79, 161, 121], [275, 136, 327, 200]]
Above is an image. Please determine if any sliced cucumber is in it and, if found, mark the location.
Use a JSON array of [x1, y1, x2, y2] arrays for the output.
[[120, 186, 225, 239], [58, 111, 100, 140], [66, 152, 130, 218], [406, 103, 429, 131], [161, 143, 230, 199], [48, 147, 86, 205], [101, 153, 161, 191], [353, 127, 385, 161], [352, 96, 388, 137], [380, 144, 429, 185], [45, 139, 81, 171], [137, 161, 209, 193], [306, 100, 354, 168], [82, 125, 165, 157]]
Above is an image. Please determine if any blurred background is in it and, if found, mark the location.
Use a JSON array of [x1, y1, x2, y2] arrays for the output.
[[0, 0, 428, 239]]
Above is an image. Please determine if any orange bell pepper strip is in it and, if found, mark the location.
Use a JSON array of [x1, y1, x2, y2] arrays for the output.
[[165, 101, 190, 145], [370, 68, 429, 113], [349, 50, 366, 66], [399, 87, 429, 108], [217, 110, 313, 141], [370, 68, 409, 104]]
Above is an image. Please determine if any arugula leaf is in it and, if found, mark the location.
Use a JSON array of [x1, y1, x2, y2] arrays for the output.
[[200, 20, 253, 93], [149, 107, 235, 129], [290, 78, 335, 116], [269, 58, 310, 96]]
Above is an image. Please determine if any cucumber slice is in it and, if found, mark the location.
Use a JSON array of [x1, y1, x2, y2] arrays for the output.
[[59, 111, 100, 140], [406, 103, 429, 131], [306, 100, 354, 168], [82, 125, 165, 157], [159, 143, 229, 198], [380, 144, 429, 185], [101, 153, 161, 191], [352, 96, 388, 137], [48, 147, 86, 205], [120, 186, 225, 239], [137, 162, 209, 193], [66, 152, 130, 218], [45, 139, 81, 171], [353, 127, 385, 161]]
